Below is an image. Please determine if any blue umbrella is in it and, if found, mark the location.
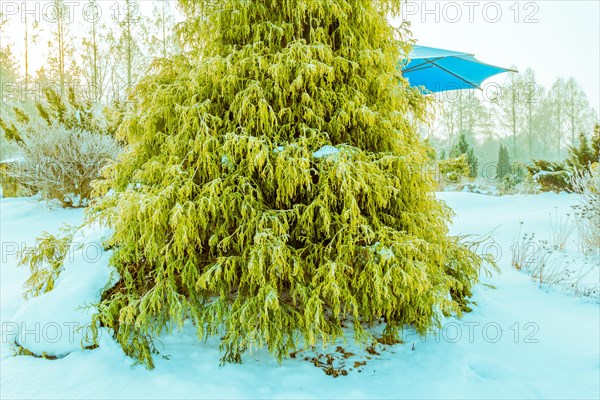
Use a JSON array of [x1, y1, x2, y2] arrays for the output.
[[402, 45, 516, 93]]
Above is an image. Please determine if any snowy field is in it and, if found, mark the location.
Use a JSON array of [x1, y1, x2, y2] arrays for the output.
[[1, 192, 598, 399]]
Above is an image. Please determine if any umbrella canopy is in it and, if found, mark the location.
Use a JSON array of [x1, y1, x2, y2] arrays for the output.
[[402, 45, 515, 93]]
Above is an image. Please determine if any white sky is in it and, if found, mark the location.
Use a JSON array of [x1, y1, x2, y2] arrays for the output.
[[1, 1, 599, 112], [393, 0, 600, 113]]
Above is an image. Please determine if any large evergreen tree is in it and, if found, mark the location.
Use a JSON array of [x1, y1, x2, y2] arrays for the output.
[[91, 0, 484, 368]]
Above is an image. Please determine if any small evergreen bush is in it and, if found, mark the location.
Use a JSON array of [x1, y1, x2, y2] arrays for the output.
[[450, 133, 478, 178], [498, 162, 528, 195], [528, 125, 600, 193], [527, 160, 571, 193], [438, 154, 471, 185]]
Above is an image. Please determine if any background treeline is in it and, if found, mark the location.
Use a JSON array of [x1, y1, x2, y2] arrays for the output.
[[0, 0, 179, 105], [421, 66, 599, 193], [424, 68, 598, 167]]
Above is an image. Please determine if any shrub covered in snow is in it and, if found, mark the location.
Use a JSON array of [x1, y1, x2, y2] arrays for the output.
[[527, 126, 600, 194], [9, 125, 121, 207], [1, 86, 125, 201], [571, 163, 600, 253], [450, 133, 478, 178], [497, 162, 536, 195], [527, 160, 571, 193], [437, 154, 471, 186]]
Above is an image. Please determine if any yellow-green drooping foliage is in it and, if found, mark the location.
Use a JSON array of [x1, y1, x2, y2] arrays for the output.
[[90, 0, 485, 367]]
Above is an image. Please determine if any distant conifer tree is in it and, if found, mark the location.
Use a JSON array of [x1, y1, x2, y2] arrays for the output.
[[496, 145, 511, 179]]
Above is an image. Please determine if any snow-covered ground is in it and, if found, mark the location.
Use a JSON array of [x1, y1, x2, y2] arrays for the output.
[[1, 193, 598, 399]]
